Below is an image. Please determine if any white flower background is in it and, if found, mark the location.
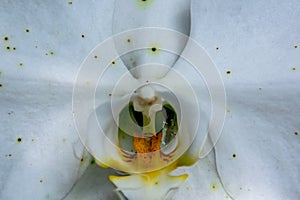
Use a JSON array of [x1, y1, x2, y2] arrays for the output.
[[0, 0, 299, 200]]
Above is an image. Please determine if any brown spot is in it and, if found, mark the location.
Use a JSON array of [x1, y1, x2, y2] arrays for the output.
[[81, 158, 84, 162], [68, 1, 73, 4], [25, 29, 30, 33], [39, 179, 43, 183], [81, 34, 85, 38], [295, 132, 298, 136], [108, 93, 112, 96], [12, 47, 16, 50], [0, 84, 2, 88], [17, 137, 22, 143], [6, 46, 10, 50], [112, 61, 116, 65], [294, 45, 298, 49], [151, 47, 157, 52], [3, 36, 9, 41], [226, 70, 231, 74], [127, 38, 131, 43], [216, 47, 219, 50], [292, 67, 296, 71], [94, 55, 98, 59], [232, 154, 236, 158]]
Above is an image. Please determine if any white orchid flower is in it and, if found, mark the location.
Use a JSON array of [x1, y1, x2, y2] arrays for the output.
[[1, 0, 299, 200]]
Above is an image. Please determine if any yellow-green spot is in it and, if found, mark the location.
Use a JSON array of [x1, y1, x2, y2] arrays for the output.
[[50, 51, 55, 55], [6, 46, 10, 50], [135, 0, 154, 9], [226, 107, 230, 113], [149, 45, 160, 56], [19, 63, 23, 67], [90, 159, 95, 165], [210, 183, 217, 191], [17, 137, 22, 143], [292, 67, 296, 71], [3, 36, 9, 41], [80, 155, 87, 166], [68, 1, 73, 5]]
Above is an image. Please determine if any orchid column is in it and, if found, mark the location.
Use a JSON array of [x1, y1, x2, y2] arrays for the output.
[[73, 0, 226, 199]]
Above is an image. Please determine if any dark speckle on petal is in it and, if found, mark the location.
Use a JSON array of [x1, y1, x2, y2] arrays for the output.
[[17, 137, 22, 143]]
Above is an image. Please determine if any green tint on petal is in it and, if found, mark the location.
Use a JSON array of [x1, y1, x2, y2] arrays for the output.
[[135, 0, 154, 10]]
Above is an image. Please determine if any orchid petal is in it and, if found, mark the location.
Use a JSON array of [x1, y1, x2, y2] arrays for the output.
[[1, 0, 299, 200]]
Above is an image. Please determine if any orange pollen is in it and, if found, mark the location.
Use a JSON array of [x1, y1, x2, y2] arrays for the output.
[[133, 132, 162, 153]]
